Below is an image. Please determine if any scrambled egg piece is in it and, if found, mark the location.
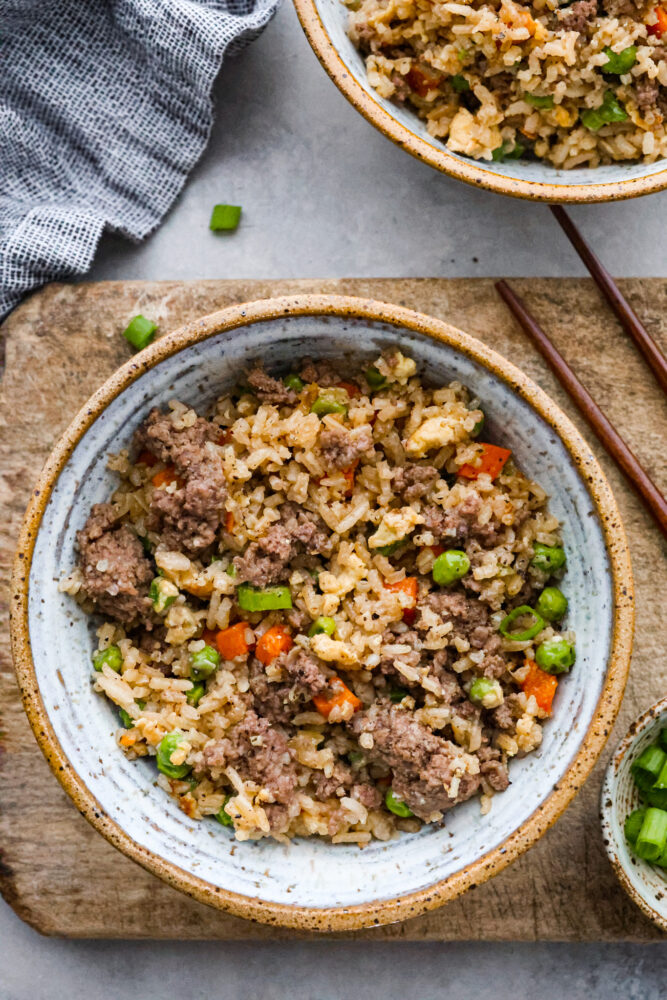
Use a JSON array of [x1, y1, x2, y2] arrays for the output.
[[375, 351, 417, 384], [310, 634, 358, 667], [405, 413, 470, 457], [369, 507, 422, 548]]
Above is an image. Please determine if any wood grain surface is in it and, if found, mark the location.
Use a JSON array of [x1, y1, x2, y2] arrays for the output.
[[1, 277, 666, 940]]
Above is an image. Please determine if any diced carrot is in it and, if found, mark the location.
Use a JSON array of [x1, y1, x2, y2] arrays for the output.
[[225, 511, 235, 533], [429, 545, 444, 557], [458, 443, 511, 481], [521, 658, 558, 715], [384, 576, 418, 623], [406, 65, 443, 97], [137, 449, 157, 467], [151, 465, 182, 489], [256, 625, 293, 666], [217, 430, 231, 445], [119, 731, 138, 747], [648, 5, 667, 33], [216, 622, 253, 660], [313, 676, 362, 718], [342, 459, 359, 498], [337, 380, 361, 398]]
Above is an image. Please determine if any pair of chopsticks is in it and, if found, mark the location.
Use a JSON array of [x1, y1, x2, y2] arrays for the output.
[[496, 205, 667, 539]]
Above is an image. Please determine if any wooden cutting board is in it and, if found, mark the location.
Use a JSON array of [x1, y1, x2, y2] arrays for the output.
[[1, 277, 666, 940]]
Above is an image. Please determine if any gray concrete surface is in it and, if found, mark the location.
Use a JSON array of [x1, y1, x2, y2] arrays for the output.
[[2, 2, 667, 996]]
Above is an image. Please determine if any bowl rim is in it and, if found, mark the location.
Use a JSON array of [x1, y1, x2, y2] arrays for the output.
[[292, 0, 667, 204], [10, 293, 634, 930], [601, 696, 667, 932]]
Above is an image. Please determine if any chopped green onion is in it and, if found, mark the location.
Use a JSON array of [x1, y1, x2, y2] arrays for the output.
[[498, 605, 545, 641], [531, 543, 566, 573], [602, 45, 637, 74], [492, 140, 525, 161], [237, 583, 293, 611], [140, 534, 153, 554], [469, 677, 497, 704], [308, 616, 336, 637], [632, 744, 666, 791], [451, 74, 470, 92], [535, 638, 575, 674], [525, 93, 554, 109], [644, 786, 667, 809], [122, 315, 157, 351], [189, 644, 221, 681], [389, 687, 410, 703], [377, 539, 404, 557], [283, 373, 305, 392], [471, 414, 485, 438], [209, 204, 242, 231], [635, 807, 667, 862], [624, 808, 647, 845], [186, 681, 206, 707], [311, 391, 348, 417], [652, 759, 667, 791], [215, 795, 235, 827], [535, 586, 568, 622], [365, 365, 387, 391], [226, 563, 237, 578], [149, 576, 179, 614], [385, 788, 414, 817], [659, 728, 667, 753], [581, 90, 628, 131], [119, 698, 146, 729], [432, 550, 470, 586], [93, 645, 122, 673], [156, 732, 192, 780]]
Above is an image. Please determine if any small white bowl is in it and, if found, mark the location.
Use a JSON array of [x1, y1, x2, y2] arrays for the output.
[[601, 698, 667, 931]]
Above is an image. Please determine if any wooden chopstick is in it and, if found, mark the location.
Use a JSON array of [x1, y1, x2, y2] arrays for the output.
[[496, 279, 667, 539], [550, 204, 667, 396]]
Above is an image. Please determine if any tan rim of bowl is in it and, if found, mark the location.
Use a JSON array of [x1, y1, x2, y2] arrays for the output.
[[292, 0, 667, 203], [10, 294, 634, 931]]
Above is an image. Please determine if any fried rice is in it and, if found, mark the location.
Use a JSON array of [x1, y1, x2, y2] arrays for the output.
[[60, 350, 575, 844]]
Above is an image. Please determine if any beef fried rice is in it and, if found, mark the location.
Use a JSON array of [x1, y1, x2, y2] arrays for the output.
[[61, 351, 576, 844], [347, 0, 667, 167]]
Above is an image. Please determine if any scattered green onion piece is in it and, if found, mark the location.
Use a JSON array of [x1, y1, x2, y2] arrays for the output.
[[389, 687, 410, 703], [93, 645, 122, 673], [602, 45, 637, 74], [631, 745, 666, 791], [624, 808, 647, 845], [122, 315, 157, 351], [308, 616, 336, 637], [226, 563, 237, 578], [451, 74, 470, 92], [535, 586, 568, 622], [432, 550, 471, 586], [237, 583, 293, 612], [471, 414, 485, 437], [469, 677, 497, 704], [377, 539, 404, 557], [581, 90, 628, 131], [525, 93, 554, 108], [149, 576, 179, 614], [347, 750, 365, 765], [635, 807, 667, 863], [535, 638, 575, 674], [186, 681, 206, 707], [311, 391, 348, 417], [215, 795, 235, 827], [498, 605, 545, 641], [530, 543, 566, 573], [385, 788, 414, 818], [119, 708, 133, 729], [189, 644, 221, 681], [156, 732, 192, 780], [492, 140, 525, 161], [283, 373, 305, 392], [140, 534, 153, 554], [365, 365, 387, 390], [209, 204, 242, 231]]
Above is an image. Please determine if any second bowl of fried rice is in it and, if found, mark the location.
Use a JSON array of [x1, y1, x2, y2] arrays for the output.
[[11, 294, 633, 930]]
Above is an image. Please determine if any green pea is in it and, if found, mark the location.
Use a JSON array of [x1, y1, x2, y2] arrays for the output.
[[432, 550, 470, 586], [186, 681, 206, 707], [469, 677, 497, 704], [535, 586, 568, 622], [215, 795, 234, 828], [365, 365, 387, 390], [602, 45, 637, 75], [385, 788, 414, 818], [308, 616, 336, 637], [389, 687, 409, 703], [156, 732, 192, 779], [93, 645, 122, 673], [189, 644, 221, 681], [531, 543, 566, 574], [283, 373, 305, 392], [535, 638, 576, 674]]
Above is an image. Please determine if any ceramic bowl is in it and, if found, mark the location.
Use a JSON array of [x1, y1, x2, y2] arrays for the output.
[[293, 0, 667, 202], [601, 698, 667, 930], [11, 294, 633, 930]]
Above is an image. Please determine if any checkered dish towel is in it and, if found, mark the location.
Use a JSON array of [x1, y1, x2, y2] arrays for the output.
[[0, 0, 280, 320]]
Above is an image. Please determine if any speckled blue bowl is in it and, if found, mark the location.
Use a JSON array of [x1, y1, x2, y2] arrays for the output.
[[10, 294, 634, 930]]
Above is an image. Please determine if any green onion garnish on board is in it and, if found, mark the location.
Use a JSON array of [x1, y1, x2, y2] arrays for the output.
[[123, 315, 157, 351], [209, 204, 242, 231]]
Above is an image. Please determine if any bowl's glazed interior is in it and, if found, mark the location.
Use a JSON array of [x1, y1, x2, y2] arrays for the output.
[[295, 0, 667, 201]]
